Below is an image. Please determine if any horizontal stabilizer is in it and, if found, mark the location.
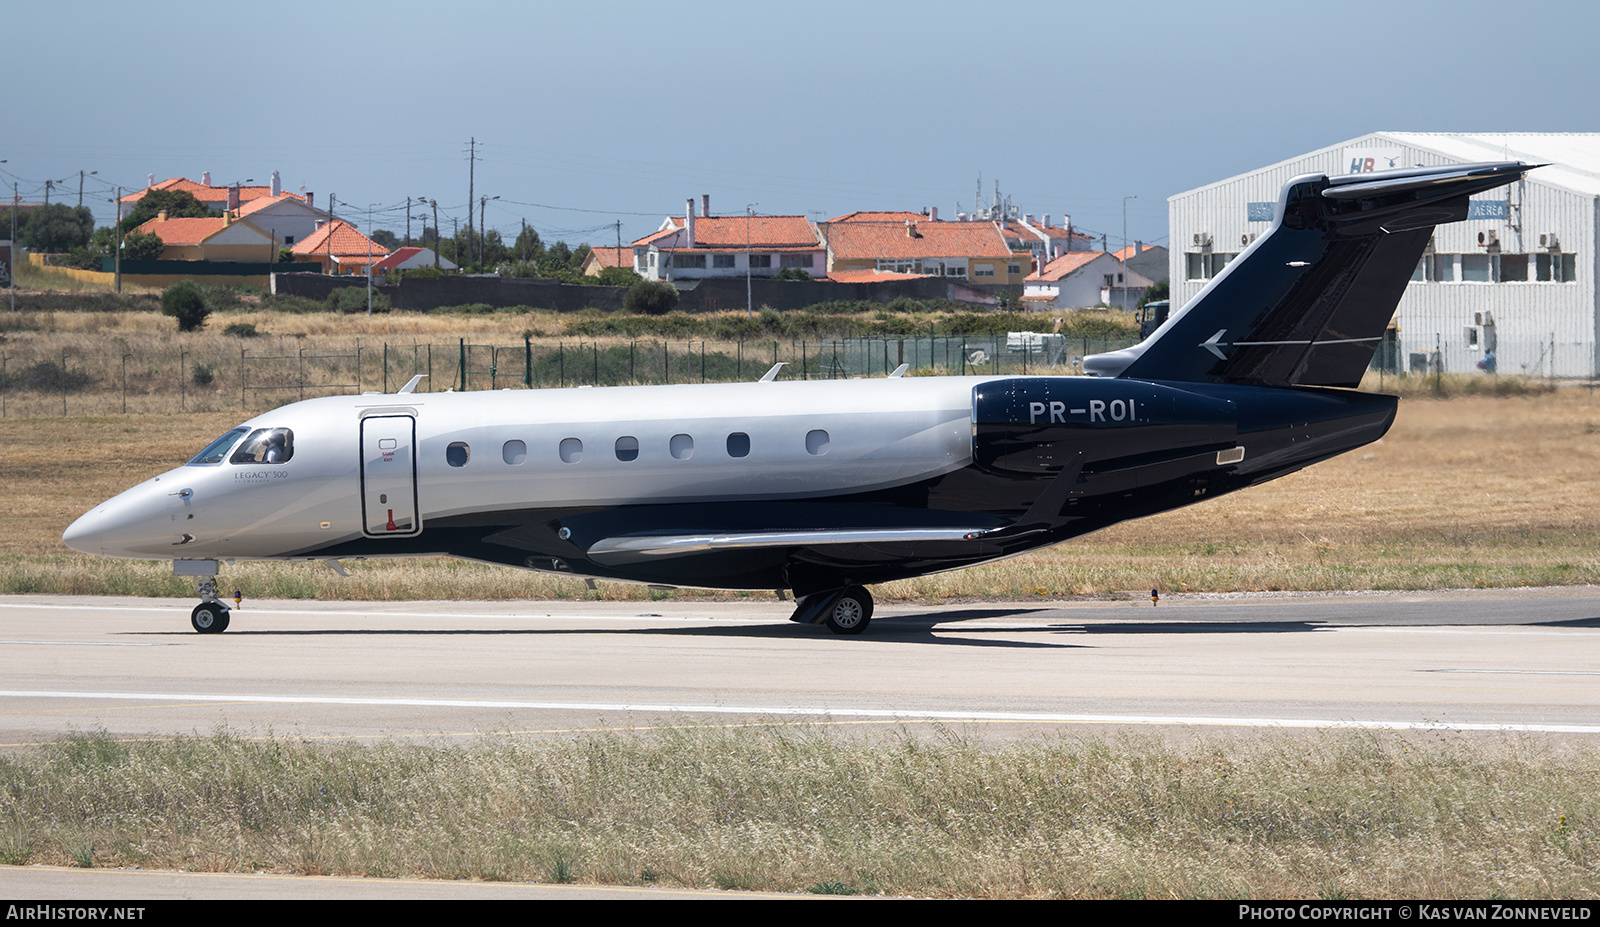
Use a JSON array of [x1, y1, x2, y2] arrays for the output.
[[1086, 161, 1535, 387]]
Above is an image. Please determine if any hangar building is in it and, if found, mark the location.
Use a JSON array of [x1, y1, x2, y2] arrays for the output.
[[1168, 133, 1598, 379]]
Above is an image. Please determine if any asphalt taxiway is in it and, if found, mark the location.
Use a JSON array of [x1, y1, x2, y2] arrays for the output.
[[2, 589, 1597, 746]]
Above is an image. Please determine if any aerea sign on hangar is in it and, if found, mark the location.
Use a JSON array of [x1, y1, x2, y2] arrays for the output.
[[1169, 133, 1599, 379]]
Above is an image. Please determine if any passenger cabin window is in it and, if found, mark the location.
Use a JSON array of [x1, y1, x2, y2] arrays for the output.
[[615, 436, 639, 461], [560, 438, 583, 464], [230, 428, 294, 464], [806, 429, 830, 456], [502, 440, 526, 465], [726, 433, 750, 458], [187, 427, 248, 465], [670, 434, 694, 460], [446, 442, 470, 467]]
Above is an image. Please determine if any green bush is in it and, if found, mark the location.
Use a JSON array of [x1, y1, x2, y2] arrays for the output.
[[623, 280, 680, 316], [121, 231, 165, 261], [222, 322, 261, 338], [160, 281, 210, 332], [191, 363, 214, 387], [326, 287, 389, 314], [1, 360, 97, 392], [596, 266, 643, 287]]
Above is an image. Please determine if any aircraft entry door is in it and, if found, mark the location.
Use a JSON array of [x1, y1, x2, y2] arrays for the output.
[[361, 414, 421, 537]]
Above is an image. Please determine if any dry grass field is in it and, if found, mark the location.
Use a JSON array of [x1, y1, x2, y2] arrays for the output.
[[1, 386, 1595, 600], [2, 727, 1595, 898]]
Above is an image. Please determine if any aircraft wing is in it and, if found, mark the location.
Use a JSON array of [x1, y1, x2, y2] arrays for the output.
[[586, 527, 991, 564]]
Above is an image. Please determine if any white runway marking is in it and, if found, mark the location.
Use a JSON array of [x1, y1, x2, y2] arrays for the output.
[[0, 640, 175, 647], [3, 689, 1598, 734]]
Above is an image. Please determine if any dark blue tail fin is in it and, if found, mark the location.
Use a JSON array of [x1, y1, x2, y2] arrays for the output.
[[1085, 161, 1535, 387]]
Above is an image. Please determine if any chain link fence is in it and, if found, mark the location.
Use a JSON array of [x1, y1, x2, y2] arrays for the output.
[[0, 334, 1143, 418], [7, 331, 1591, 419]]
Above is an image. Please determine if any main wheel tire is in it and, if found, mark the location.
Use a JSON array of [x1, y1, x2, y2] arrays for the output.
[[824, 586, 873, 635], [191, 603, 230, 634]]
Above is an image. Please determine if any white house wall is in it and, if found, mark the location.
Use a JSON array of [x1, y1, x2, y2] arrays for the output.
[[1169, 134, 1599, 378]]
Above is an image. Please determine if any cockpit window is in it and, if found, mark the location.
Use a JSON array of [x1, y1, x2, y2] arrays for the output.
[[230, 427, 295, 464], [187, 427, 249, 466]]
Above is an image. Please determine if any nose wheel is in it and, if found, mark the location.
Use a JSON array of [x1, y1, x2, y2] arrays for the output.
[[186, 570, 231, 633], [191, 601, 230, 634]]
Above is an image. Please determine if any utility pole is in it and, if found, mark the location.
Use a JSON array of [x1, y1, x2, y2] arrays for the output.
[[405, 196, 411, 248], [432, 200, 440, 269], [367, 203, 377, 316], [1122, 194, 1136, 309], [78, 171, 96, 208], [478, 195, 498, 269], [327, 194, 336, 273], [745, 203, 757, 320], [114, 186, 122, 294], [465, 137, 479, 269], [9, 182, 16, 313]]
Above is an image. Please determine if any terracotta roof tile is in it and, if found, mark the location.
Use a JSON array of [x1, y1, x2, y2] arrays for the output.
[[825, 211, 931, 224], [1111, 243, 1158, 261], [585, 245, 632, 268], [122, 178, 299, 206], [1026, 251, 1106, 282], [291, 220, 389, 258], [130, 216, 230, 246], [822, 220, 1013, 261], [235, 193, 317, 219], [823, 268, 936, 283], [635, 214, 820, 250]]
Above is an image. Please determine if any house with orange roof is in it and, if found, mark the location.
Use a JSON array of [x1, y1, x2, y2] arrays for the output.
[[1005, 214, 1095, 264], [232, 193, 330, 250], [578, 245, 633, 278], [291, 220, 390, 275], [121, 171, 310, 214], [1023, 251, 1153, 310], [824, 210, 934, 224], [634, 197, 824, 282], [1109, 242, 1170, 285], [130, 212, 278, 262], [818, 218, 1028, 284], [371, 246, 456, 277]]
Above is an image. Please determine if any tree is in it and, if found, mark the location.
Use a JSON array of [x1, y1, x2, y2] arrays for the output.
[[371, 229, 400, 251], [21, 204, 95, 252], [161, 281, 210, 332], [623, 280, 679, 315], [1137, 279, 1170, 308], [775, 267, 812, 281], [514, 225, 543, 261], [120, 189, 215, 234], [122, 231, 165, 261]]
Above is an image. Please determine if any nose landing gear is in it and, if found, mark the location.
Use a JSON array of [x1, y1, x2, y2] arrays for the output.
[[176, 560, 231, 633], [191, 598, 230, 634]]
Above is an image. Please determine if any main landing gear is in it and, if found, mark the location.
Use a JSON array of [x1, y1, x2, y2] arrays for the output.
[[790, 585, 874, 635]]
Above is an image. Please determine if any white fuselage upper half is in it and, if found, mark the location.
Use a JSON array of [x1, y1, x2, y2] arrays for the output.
[[64, 376, 995, 561]]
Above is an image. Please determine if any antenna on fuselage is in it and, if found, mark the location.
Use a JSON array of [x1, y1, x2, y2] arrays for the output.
[[888, 364, 909, 378], [759, 363, 787, 382], [398, 375, 428, 394]]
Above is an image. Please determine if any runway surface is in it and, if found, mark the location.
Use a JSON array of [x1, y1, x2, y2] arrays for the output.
[[2, 588, 1598, 746]]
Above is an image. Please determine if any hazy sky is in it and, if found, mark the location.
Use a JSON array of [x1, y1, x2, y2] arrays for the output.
[[5, 0, 1595, 252]]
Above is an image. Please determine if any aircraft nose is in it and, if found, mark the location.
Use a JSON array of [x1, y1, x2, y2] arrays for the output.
[[63, 500, 137, 556], [63, 481, 188, 558]]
